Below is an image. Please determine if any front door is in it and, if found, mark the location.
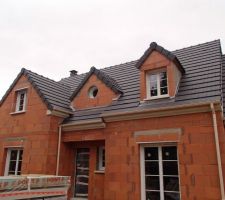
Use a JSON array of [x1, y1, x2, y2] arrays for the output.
[[74, 148, 90, 199]]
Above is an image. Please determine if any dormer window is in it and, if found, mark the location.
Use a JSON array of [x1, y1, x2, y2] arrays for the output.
[[15, 90, 27, 112], [147, 70, 168, 99]]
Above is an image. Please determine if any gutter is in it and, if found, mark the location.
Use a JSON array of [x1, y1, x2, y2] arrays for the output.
[[210, 103, 225, 200], [56, 125, 62, 176]]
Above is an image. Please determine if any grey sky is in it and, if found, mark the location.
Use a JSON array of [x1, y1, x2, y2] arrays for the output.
[[0, 0, 224, 99]]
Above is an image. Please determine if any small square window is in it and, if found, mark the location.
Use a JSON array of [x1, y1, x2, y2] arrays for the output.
[[147, 71, 168, 99], [97, 146, 105, 171], [15, 90, 27, 112]]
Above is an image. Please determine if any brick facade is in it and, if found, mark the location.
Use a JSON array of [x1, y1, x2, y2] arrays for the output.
[[0, 41, 224, 200]]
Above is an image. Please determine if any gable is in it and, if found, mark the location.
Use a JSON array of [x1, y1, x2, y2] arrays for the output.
[[71, 73, 119, 109], [141, 51, 171, 71], [0, 68, 72, 116], [0, 74, 49, 128]]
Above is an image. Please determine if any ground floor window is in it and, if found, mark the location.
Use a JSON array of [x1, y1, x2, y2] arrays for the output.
[[5, 148, 23, 175], [141, 145, 180, 200]]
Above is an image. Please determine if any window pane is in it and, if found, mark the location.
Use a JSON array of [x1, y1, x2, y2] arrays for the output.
[[164, 176, 179, 192], [150, 80, 157, 89], [10, 150, 18, 160], [164, 192, 180, 200], [162, 147, 177, 160], [160, 87, 168, 95], [19, 150, 23, 160], [160, 72, 167, 80], [160, 79, 167, 88], [146, 191, 160, 200], [17, 161, 22, 173], [163, 161, 178, 175], [145, 147, 158, 160], [150, 74, 157, 82], [145, 176, 160, 190], [145, 161, 159, 175], [151, 89, 158, 97], [9, 161, 16, 172]]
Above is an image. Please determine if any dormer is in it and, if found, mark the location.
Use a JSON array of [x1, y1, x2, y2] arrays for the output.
[[70, 67, 123, 109], [136, 42, 185, 101]]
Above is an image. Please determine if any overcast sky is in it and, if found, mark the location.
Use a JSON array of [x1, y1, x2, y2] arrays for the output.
[[0, 0, 224, 99]]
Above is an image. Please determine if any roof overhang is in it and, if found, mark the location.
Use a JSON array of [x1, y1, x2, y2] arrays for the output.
[[61, 118, 106, 131], [46, 106, 73, 118], [101, 101, 222, 122]]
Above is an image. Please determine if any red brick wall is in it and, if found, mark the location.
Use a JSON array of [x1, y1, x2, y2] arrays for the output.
[[71, 74, 118, 109], [0, 75, 63, 175], [61, 111, 225, 200]]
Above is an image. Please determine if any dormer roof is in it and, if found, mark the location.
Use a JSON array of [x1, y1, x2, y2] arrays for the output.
[[70, 66, 123, 101], [0, 68, 72, 113], [135, 42, 185, 74]]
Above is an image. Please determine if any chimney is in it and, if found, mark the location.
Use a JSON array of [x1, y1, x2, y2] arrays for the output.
[[70, 70, 78, 77]]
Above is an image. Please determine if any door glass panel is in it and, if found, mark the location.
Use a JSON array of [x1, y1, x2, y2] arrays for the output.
[[145, 161, 159, 175], [145, 176, 160, 190], [163, 161, 178, 175], [164, 192, 180, 200], [146, 191, 160, 200], [163, 176, 179, 192], [74, 148, 90, 198]]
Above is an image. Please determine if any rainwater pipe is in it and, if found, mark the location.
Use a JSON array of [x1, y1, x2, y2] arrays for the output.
[[56, 125, 62, 176], [210, 103, 225, 200]]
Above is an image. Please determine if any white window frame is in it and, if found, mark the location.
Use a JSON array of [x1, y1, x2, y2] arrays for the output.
[[146, 70, 169, 100], [140, 144, 181, 200], [15, 89, 27, 112], [97, 146, 105, 171], [4, 148, 23, 176]]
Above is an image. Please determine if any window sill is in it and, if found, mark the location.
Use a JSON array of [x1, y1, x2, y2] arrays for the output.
[[10, 111, 26, 115], [94, 170, 105, 174], [144, 95, 169, 101]]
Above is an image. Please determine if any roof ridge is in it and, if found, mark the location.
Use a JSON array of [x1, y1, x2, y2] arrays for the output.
[[23, 68, 71, 90], [135, 42, 185, 74], [70, 66, 123, 101], [172, 39, 220, 53], [59, 60, 138, 83]]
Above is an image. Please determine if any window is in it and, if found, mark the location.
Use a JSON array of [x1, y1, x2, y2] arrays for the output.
[[88, 86, 98, 98], [97, 146, 105, 171], [147, 71, 168, 99], [141, 145, 180, 200], [15, 90, 27, 112], [5, 149, 23, 175]]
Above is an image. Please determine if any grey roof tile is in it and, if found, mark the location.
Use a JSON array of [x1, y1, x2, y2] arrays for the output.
[[222, 54, 225, 115], [1, 40, 223, 123], [0, 68, 72, 111], [61, 40, 223, 124]]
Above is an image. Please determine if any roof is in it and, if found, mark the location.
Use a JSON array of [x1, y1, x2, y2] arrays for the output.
[[222, 54, 225, 115], [0, 68, 72, 112], [1, 40, 223, 122], [62, 39, 223, 124], [70, 66, 123, 101], [135, 42, 185, 74]]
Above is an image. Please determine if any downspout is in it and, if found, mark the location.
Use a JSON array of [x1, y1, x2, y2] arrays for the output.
[[210, 103, 225, 200], [56, 125, 62, 175]]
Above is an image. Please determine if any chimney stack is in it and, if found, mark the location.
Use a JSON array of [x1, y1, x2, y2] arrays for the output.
[[70, 70, 78, 77]]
